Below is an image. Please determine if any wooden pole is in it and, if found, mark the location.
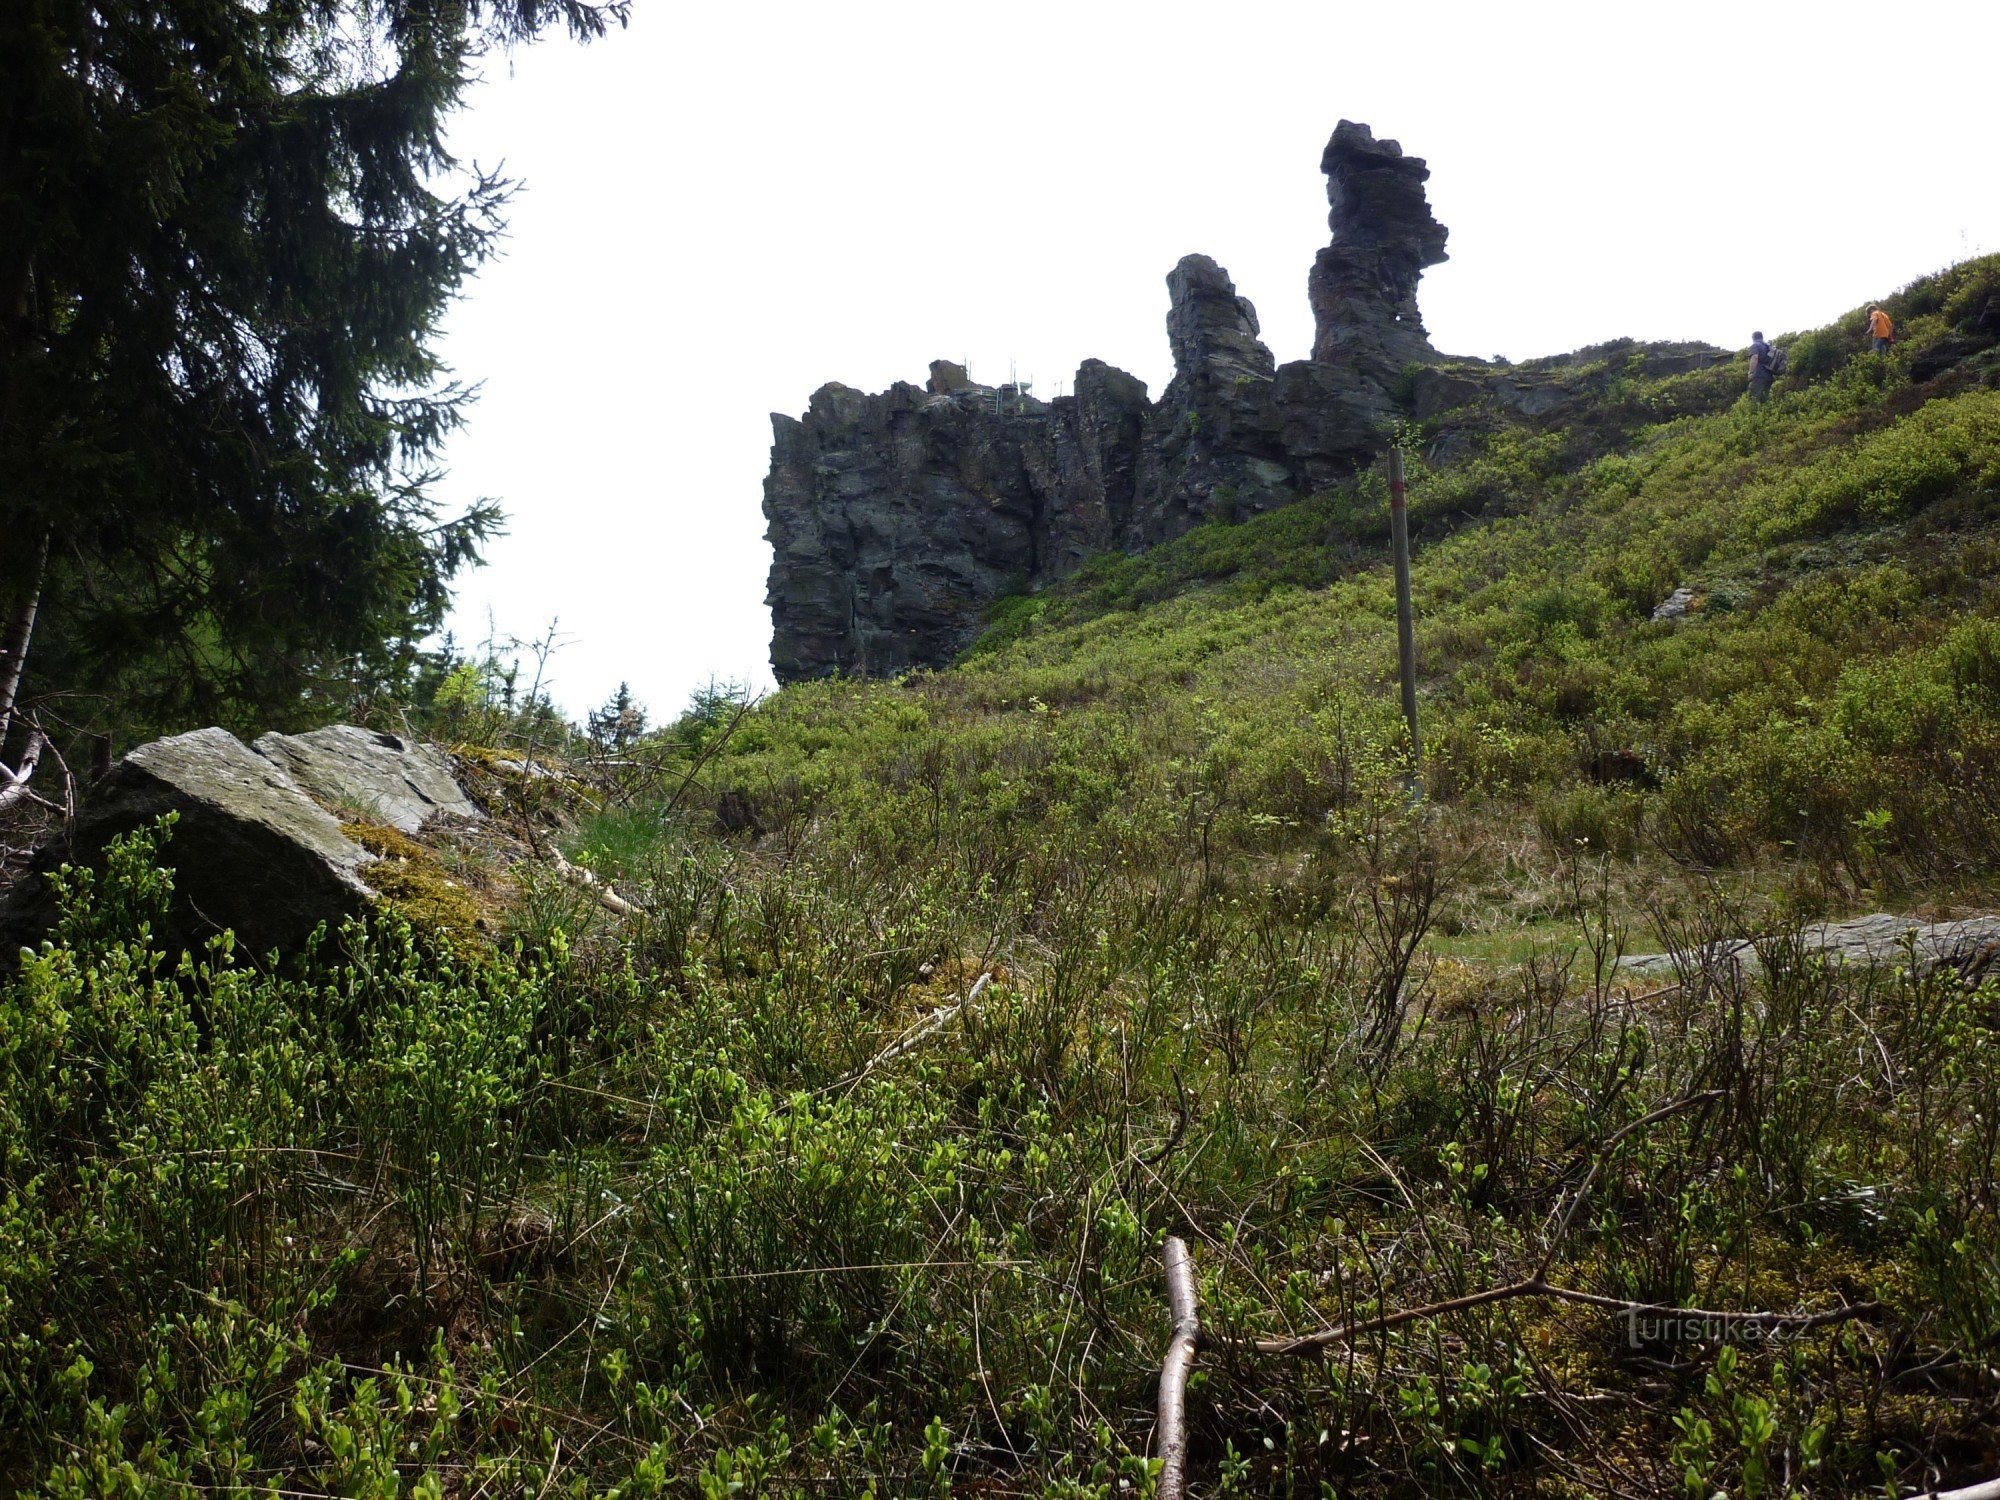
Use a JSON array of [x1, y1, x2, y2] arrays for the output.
[[1387, 447, 1420, 793]]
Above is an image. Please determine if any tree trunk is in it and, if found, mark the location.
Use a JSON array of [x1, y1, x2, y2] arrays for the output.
[[0, 233, 46, 764], [0, 526, 49, 760]]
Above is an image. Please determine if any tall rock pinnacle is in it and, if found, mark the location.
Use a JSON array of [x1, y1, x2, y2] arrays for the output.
[[1308, 120, 1450, 384]]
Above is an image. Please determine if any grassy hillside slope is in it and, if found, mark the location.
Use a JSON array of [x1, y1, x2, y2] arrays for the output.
[[3, 258, 2000, 1498], [723, 255, 2000, 930]]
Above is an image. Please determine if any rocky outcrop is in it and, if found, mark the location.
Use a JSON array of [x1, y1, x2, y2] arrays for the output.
[[1308, 121, 1449, 383], [1165, 253, 1275, 386], [254, 725, 480, 834], [763, 120, 1461, 683], [1, 728, 379, 959], [765, 378, 1057, 681], [1621, 913, 2000, 982], [1651, 586, 1700, 623], [1, 724, 488, 962]]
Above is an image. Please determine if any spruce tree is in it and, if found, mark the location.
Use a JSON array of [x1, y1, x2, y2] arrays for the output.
[[0, 0, 624, 768]]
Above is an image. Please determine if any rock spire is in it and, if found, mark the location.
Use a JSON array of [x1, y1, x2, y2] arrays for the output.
[[1308, 120, 1450, 384]]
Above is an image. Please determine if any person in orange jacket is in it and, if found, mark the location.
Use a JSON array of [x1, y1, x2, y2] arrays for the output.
[[1865, 306, 1895, 353]]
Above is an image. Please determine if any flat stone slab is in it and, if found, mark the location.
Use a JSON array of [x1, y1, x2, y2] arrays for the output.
[[3, 727, 378, 960], [254, 725, 479, 834], [1651, 586, 1700, 622], [1621, 912, 2000, 980]]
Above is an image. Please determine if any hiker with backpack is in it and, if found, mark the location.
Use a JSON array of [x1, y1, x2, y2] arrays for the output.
[[1747, 331, 1784, 402], [1865, 306, 1896, 353]]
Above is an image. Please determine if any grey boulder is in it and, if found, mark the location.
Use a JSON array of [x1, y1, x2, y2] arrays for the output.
[[3, 727, 379, 961], [1651, 587, 1700, 623], [1621, 913, 2000, 981], [254, 724, 479, 834]]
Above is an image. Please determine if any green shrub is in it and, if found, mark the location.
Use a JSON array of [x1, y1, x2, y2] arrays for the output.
[[16, 255, 2000, 1496], [1533, 783, 1643, 857], [1781, 324, 1853, 385], [1754, 388, 2000, 538], [1943, 614, 2000, 705], [1942, 254, 2000, 331], [968, 591, 1045, 655]]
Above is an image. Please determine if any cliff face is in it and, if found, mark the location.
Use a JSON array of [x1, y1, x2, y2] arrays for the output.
[[763, 121, 1447, 683]]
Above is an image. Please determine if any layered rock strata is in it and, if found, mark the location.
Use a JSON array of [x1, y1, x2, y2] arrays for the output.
[[763, 120, 1450, 683], [254, 724, 480, 834]]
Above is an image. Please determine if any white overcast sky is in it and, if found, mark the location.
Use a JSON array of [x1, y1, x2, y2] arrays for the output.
[[433, 0, 2000, 721]]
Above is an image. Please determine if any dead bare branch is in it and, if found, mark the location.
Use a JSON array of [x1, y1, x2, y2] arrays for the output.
[[1922, 1477, 2000, 1500], [833, 972, 993, 1095], [1224, 1276, 1884, 1358], [542, 841, 638, 918], [1203, 1082, 1869, 1361], [1135, 1069, 1192, 1170], [661, 689, 762, 827], [1157, 1235, 1200, 1500]]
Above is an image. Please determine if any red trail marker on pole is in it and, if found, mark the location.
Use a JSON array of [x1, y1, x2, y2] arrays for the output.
[[1388, 445, 1421, 795]]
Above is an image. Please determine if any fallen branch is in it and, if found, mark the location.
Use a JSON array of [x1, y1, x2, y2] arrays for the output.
[[1153, 1228, 1887, 1494], [1157, 1236, 1200, 1500], [1225, 1277, 1885, 1358], [836, 972, 992, 1094], [544, 842, 638, 918], [1198, 1083, 1886, 1355], [1923, 1478, 2000, 1500]]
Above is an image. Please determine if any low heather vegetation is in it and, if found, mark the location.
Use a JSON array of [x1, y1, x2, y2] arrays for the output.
[[4, 257, 1999, 1497]]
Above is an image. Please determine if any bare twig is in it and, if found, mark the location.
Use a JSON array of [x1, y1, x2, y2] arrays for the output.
[[661, 687, 761, 826], [511, 620, 564, 803], [833, 972, 992, 1095], [32, 722, 78, 827], [1537, 1089, 1723, 1277], [1170, 1078, 1874, 1369], [1157, 1236, 1200, 1500], [1134, 1069, 1192, 1169]]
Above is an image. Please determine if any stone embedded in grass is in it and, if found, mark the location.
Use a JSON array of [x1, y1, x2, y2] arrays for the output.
[[1651, 586, 1701, 622], [1621, 912, 2000, 980]]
